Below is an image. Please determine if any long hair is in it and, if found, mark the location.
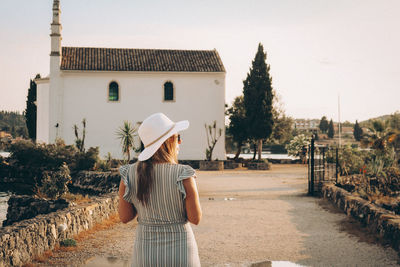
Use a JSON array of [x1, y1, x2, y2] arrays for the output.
[[136, 135, 178, 205]]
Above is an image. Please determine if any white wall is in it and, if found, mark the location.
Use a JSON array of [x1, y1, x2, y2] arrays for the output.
[[36, 79, 50, 143], [57, 71, 226, 160]]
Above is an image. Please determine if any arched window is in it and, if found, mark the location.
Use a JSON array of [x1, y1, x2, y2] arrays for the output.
[[108, 81, 119, 101], [164, 81, 174, 101]]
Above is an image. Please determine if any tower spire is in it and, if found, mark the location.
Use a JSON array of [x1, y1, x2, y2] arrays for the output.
[[50, 0, 61, 57]]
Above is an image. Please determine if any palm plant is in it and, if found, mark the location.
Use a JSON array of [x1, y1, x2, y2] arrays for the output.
[[361, 120, 398, 151], [116, 121, 138, 162]]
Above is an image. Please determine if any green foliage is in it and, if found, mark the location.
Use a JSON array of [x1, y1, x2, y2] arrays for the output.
[[362, 120, 398, 151], [227, 96, 247, 159], [337, 145, 367, 176], [0, 110, 28, 138], [319, 116, 329, 133], [74, 118, 86, 152], [116, 121, 138, 162], [75, 147, 99, 171], [24, 75, 40, 140], [388, 112, 400, 131], [336, 148, 400, 199], [285, 134, 310, 159], [353, 120, 363, 141], [328, 119, 335, 138], [205, 121, 222, 161], [36, 163, 71, 199], [95, 152, 114, 172], [5, 139, 100, 193], [60, 238, 77, 247], [270, 114, 293, 144], [243, 43, 274, 160]]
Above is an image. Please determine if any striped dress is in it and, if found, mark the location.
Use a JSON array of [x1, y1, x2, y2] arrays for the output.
[[120, 163, 201, 267]]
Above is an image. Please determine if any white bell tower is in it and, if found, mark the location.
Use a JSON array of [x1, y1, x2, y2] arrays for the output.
[[49, 0, 63, 142]]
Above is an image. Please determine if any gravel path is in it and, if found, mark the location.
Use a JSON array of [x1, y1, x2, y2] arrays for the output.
[[34, 164, 400, 266]]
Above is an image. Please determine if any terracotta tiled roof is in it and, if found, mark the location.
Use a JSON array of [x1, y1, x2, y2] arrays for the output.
[[60, 47, 225, 72]]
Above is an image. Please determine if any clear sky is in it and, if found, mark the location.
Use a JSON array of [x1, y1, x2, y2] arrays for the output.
[[1, 0, 399, 122]]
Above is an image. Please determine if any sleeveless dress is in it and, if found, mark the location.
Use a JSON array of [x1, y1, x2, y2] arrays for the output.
[[119, 163, 201, 267]]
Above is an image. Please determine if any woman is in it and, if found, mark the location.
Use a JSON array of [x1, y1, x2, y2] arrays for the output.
[[118, 112, 202, 266]]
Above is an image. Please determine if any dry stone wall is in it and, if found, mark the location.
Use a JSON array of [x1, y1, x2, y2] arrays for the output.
[[2, 196, 69, 226], [322, 183, 400, 254], [0, 193, 119, 267]]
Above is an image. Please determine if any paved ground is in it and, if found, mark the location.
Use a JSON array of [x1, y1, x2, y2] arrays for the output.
[[34, 164, 400, 266]]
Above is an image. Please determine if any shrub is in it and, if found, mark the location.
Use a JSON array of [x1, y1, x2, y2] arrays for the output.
[[60, 238, 77, 247], [6, 139, 100, 194], [338, 145, 367, 176], [36, 163, 71, 199], [74, 147, 99, 172], [286, 134, 310, 161]]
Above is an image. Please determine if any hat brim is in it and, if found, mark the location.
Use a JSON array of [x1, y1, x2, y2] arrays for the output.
[[138, 120, 189, 161]]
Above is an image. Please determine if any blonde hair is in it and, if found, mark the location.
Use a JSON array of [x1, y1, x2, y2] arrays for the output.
[[136, 135, 178, 204]]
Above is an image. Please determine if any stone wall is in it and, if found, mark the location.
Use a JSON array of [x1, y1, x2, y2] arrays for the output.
[[0, 193, 119, 267], [71, 171, 120, 195], [2, 196, 69, 227], [322, 183, 400, 253]]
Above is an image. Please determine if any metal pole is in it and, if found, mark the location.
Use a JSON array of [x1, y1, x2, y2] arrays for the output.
[[310, 136, 315, 195]]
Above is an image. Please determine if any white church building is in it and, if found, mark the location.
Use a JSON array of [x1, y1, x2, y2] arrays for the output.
[[36, 0, 226, 160]]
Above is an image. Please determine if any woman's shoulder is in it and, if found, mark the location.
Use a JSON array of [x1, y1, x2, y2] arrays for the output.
[[119, 163, 138, 177], [177, 163, 196, 179]]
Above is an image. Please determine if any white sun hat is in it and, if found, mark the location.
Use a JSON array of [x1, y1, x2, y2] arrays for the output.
[[138, 113, 189, 161]]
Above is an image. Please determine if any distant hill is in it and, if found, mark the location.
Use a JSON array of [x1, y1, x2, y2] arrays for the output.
[[0, 111, 28, 138], [359, 111, 400, 128]]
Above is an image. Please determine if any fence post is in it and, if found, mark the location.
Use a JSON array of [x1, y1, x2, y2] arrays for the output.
[[309, 136, 315, 195]]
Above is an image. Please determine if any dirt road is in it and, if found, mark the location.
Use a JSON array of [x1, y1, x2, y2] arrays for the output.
[[34, 164, 400, 266]]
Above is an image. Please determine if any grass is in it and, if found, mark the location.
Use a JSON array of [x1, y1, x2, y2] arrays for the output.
[[74, 213, 120, 242], [32, 250, 53, 263]]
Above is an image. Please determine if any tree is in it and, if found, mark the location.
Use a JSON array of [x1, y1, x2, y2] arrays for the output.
[[319, 116, 329, 133], [116, 121, 137, 162], [25, 74, 40, 140], [227, 96, 248, 160], [243, 43, 274, 160], [353, 120, 363, 141], [328, 119, 335, 138], [269, 93, 293, 144]]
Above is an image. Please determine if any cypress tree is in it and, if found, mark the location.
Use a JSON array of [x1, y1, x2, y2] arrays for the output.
[[353, 120, 363, 141], [319, 116, 329, 133], [25, 74, 40, 140], [328, 119, 335, 138], [243, 43, 274, 160]]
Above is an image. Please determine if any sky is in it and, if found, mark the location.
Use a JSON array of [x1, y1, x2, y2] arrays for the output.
[[0, 0, 399, 122]]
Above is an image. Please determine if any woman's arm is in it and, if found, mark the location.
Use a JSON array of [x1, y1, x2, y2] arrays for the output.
[[183, 177, 202, 225], [118, 180, 137, 223]]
